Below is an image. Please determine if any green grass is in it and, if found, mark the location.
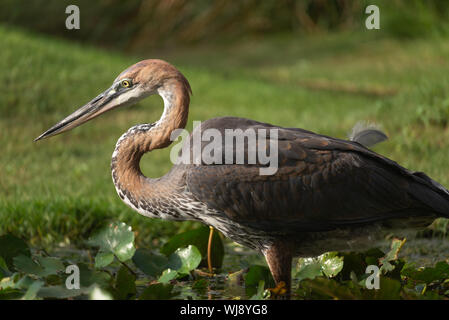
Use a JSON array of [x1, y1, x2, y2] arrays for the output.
[[1, 25, 449, 248]]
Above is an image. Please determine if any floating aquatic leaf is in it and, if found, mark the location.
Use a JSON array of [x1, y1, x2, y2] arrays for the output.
[[88, 222, 136, 262], [13, 255, 45, 277], [244, 265, 274, 291], [45, 274, 63, 286], [319, 252, 344, 278], [37, 285, 90, 299], [297, 277, 358, 300], [15, 275, 36, 289], [139, 283, 177, 300], [380, 238, 406, 274], [373, 277, 402, 299], [13, 255, 64, 277], [158, 268, 178, 284], [296, 258, 323, 282], [114, 265, 136, 300], [132, 248, 168, 277], [250, 280, 267, 300], [363, 248, 385, 266], [21, 280, 44, 300], [0, 287, 22, 299], [192, 278, 208, 290], [295, 252, 343, 283], [0, 273, 21, 290], [161, 226, 224, 269], [0, 235, 30, 270], [94, 251, 114, 269], [167, 245, 202, 275], [36, 256, 64, 275], [227, 269, 245, 287], [78, 263, 111, 288], [402, 261, 449, 284], [338, 252, 367, 280], [0, 256, 9, 277]]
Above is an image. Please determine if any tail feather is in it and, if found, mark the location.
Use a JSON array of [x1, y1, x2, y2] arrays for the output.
[[349, 122, 449, 218], [349, 122, 388, 148], [409, 172, 449, 217]]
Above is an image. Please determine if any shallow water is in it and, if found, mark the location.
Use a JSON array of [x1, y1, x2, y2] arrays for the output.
[[48, 234, 449, 300], [398, 237, 449, 266]]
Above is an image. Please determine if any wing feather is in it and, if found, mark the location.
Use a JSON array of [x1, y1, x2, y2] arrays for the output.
[[182, 117, 449, 233]]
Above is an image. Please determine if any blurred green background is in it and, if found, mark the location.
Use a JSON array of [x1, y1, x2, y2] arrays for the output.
[[1, 0, 448, 248]]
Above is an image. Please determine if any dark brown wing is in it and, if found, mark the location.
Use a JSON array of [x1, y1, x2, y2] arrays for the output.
[[184, 117, 449, 233]]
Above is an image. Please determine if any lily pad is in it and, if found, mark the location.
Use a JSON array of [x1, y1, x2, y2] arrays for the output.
[[132, 248, 168, 277], [0, 273, 21, 290], [94, 252, 115, 269], [114, 265, 136, 300], [13, 255, 64, 277], [296, 258, 323, 282], [373, 277, 402, 299], [37, 285, 90, 299], [21, 280, 44, 300], [297, 277, 358, 300], [139, 283, 177, 300], [78, 263, 111, 288], [158, 269, 178, 284], [244, 265, 274, 288], [380, 238, 406, 274], [0, 234, 30, 269], [167, 245, 202, 275], [88, 222, 136, 262], [13, 255, 45, 277], [0, 287, 23, 299], [161, 226, 224, 269], [134, 246, 201, 279], [36, 256, 64, 275], [0, 256, 7, 278], [319, 252, 344, 278], [296, 252, 343, 282], [402, 261, 449, 283], [250, 280, 268, 300]]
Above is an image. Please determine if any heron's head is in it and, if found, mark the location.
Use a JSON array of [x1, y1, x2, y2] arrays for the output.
[[34, 59, 190, 141]]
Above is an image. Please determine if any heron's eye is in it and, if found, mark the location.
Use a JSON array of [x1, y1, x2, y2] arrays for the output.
[[120, 80, 131, 88]]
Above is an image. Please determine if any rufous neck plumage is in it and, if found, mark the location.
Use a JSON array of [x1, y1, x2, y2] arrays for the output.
[[111, 77, 191, 209]]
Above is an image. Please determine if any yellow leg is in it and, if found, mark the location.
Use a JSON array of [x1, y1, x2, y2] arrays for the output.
[[207, 226, 214, 273]]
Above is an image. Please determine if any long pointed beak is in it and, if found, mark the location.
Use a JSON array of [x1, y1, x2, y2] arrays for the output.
[[34, 87, 118, 141]]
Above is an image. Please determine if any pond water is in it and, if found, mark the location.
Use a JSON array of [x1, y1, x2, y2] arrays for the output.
[[48, 234, 449, 300], [169, 235, 449, 299]]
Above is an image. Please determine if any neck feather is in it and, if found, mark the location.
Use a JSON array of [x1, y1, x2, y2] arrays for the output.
[[110, 78, 190, 214]]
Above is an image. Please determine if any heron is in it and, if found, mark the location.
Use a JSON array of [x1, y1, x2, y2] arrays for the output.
[[35, 59, 449, 297]]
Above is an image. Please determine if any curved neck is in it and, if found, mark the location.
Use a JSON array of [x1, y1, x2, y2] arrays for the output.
[[110, 78, 190, 216]]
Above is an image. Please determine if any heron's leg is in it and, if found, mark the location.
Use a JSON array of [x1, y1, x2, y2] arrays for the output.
[[263, 240, 292, 299], [207, 226, 214, 273]]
